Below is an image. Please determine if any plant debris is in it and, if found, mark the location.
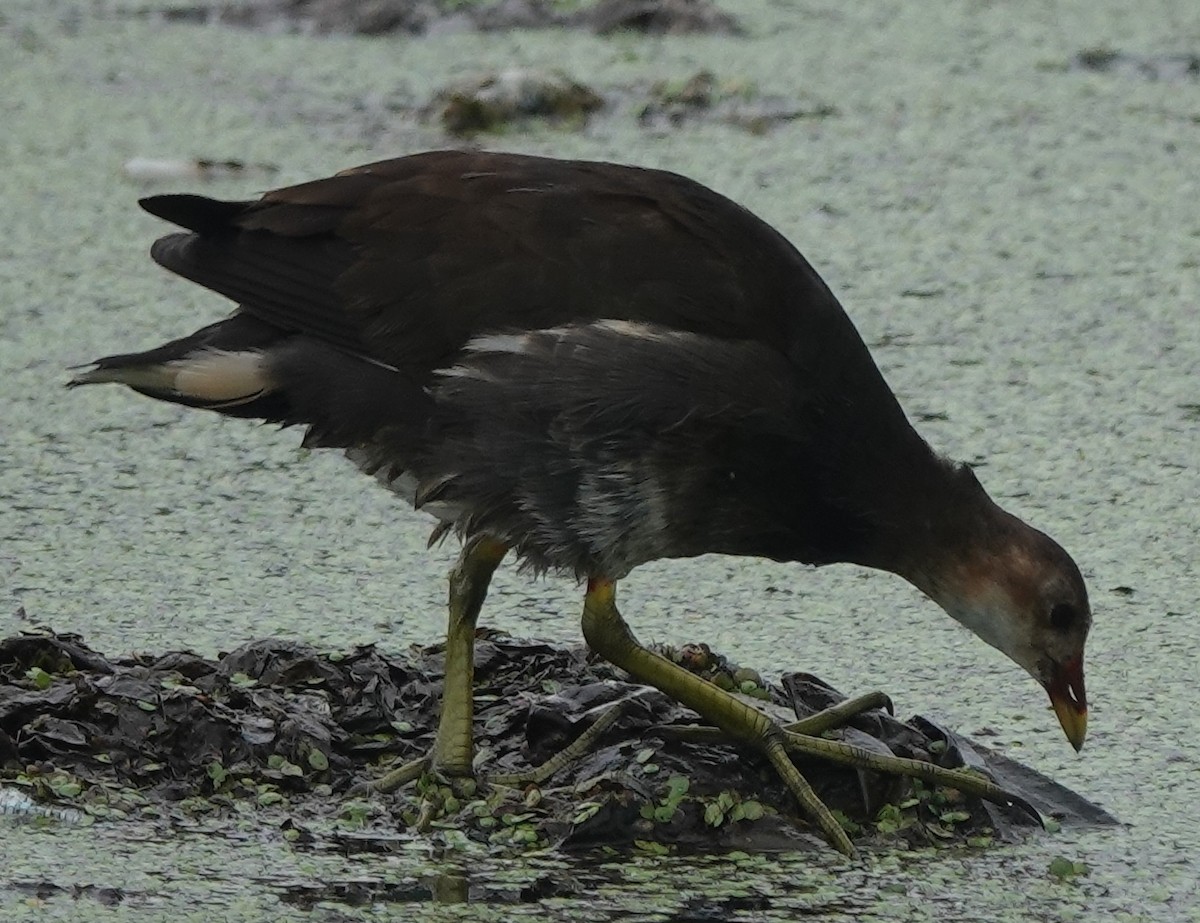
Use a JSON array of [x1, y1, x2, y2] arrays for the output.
[[636, 70, 837, 134], [587, 0, 739, 36], [429, 69, 604, 135], [141, 0, 741, 37], [1047, 855, 1090, 881], [121, 157, 280, 183], [0, 629, 1115, 853], [1067, 47, 1200, 81]]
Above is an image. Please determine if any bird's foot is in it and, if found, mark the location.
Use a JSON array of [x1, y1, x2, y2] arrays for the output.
[[581, 579, 1043, 854], [348, 756, 480, 831], [657, 690, 895, 746], [349, 703, 625, 824], [489, 702, 625, 787], [786, 690, 895, 735], [660, 694, 1041, 855], [775, 723, 1043, 850], [349, 753, 439, 797]]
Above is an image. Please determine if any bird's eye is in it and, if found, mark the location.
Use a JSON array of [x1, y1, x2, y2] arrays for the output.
[[1049, 602, 1076, 632]]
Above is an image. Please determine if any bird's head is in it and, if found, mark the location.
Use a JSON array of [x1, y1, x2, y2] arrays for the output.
[[906, 504, 1091, 751]]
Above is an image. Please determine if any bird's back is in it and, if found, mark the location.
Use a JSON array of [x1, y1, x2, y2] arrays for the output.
[[146, 151, 857, 370]]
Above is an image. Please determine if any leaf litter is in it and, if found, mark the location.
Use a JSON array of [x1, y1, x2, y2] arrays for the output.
[[0, 628, 1115, 855]]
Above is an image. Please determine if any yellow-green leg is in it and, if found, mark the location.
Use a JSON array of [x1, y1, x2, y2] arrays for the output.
[[581, 578, 1039, 856], [357, 535, 508, 795], [657, 691, 894, 744], [580, 577, 855, 854], [492, 702, 626, 787]]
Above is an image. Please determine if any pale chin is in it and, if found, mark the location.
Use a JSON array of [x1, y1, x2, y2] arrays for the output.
[[933, 585, 1040, 678]]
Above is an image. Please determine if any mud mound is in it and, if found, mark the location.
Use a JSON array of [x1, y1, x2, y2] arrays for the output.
[[0, 630, 1113, 852]]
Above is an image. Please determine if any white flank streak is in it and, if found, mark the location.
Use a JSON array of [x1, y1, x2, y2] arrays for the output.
[[169, 349, 270, 403], [465, 321, 676, 355], [465, 332, 535, 354], [438, 364, 498, 382], [593, 319, 671, 341]]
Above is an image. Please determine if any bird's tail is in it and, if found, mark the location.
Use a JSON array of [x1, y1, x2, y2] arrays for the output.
[[69, 312, 429, 448], [67, 313, 288, 419]]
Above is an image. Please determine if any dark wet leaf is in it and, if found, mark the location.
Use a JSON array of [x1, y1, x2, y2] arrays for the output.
[[27, 716, 89, 748]]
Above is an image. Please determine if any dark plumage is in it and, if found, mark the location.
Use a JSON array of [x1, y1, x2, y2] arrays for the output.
[[71, 150, 1091, 851], [82, 152, 941, 575]]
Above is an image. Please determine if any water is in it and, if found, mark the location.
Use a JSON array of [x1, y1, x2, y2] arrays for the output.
[[2, 0, 1198, 919]]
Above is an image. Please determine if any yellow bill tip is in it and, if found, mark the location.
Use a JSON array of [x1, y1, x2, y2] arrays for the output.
[[1046, 656, 1087, 752]]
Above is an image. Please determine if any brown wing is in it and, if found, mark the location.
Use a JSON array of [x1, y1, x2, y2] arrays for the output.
[[142, 150, 844, 375]]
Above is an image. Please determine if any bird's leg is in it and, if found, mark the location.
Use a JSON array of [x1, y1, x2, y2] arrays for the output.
[[357, 535, 507, 795], [580, 578, 855, 854], [581, 578, 1039, 856], [434, 535, 508, 775]]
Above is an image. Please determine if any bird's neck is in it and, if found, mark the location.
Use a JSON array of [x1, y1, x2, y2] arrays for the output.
[[858, 452, 1008, 588], [875, 462, 1033, 651]]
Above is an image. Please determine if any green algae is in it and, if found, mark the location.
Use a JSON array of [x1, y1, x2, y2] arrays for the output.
[[1, 0, 1198, 919]]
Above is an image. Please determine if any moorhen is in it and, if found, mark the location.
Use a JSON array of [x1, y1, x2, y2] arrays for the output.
[[71, 150, 1090, 853]]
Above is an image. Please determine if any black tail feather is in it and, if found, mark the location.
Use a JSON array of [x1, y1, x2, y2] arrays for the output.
[[140, 194, 250, 234]]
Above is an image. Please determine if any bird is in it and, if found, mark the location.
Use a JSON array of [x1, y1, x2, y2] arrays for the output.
[[70, 149, 1090, 854]]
